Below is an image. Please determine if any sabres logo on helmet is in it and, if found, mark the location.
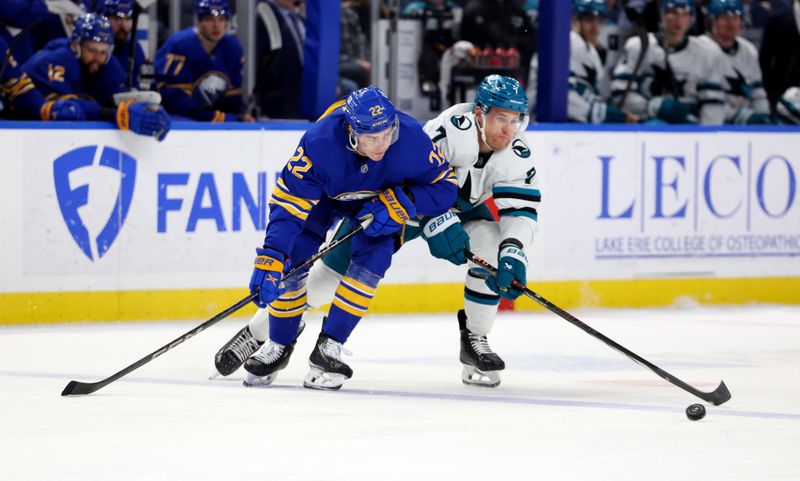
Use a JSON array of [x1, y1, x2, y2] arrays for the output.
[[344, 85, 398, 134], [195, 0, 230, 18], [97, 0, 134, 18], [71, 13, 114, 46]]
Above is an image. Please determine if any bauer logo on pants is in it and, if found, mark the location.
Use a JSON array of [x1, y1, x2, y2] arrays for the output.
[[53, 145, 137, 261]]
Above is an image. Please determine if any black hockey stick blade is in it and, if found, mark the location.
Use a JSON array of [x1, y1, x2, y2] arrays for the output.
[[61, 220, 369, 396], [466, 251, 732, 406]]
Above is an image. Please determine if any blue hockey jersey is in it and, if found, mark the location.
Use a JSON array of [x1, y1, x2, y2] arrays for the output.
[[154, 27, 244, 122], [1, 35, 47, 119], [113, 36, 146, 87], [264, 100, 458, 257], [22, 39, 126, 118]]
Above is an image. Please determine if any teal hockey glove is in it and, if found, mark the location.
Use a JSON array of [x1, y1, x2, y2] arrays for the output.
[[421, 211, 470, 265], [484, 239, 527, 300]]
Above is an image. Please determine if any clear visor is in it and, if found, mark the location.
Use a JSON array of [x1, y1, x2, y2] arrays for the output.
[[484, 110, 528, 133], [352, 118, 400, 147]]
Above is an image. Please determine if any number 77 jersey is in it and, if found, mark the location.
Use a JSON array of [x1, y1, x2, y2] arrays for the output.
[[423, 102, 541, 246]]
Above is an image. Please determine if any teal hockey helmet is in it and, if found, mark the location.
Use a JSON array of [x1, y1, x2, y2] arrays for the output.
[[573, 0, 607, 18], [708, 0, 743, 18], [660, 0, 695, 12], [474, 75, 528, 115]]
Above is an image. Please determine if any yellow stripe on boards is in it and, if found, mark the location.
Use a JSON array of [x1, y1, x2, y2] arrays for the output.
[[1, 277, 799, 325]]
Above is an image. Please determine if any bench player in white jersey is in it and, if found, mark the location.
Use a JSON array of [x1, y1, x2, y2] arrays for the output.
[[567, 0, 634, 124], [213, 75, 540, 388], [611, 0, 726, 124], [695, 0, 771, 125]]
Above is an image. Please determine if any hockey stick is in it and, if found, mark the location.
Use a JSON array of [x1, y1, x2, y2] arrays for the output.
[[61, 218, 371, 396], [466, 251, 732, 406], [616, 2, 650, 109], [125, 0, 157, 90]]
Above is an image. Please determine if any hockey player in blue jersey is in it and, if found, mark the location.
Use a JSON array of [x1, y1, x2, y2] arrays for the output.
[[1, 34, 83, 120], [214, 77, 536, 389], [217, 86, 457, 390], [154, 0, 252, 122], [96, 0, 146, 88], [23, 13, 171, 139]]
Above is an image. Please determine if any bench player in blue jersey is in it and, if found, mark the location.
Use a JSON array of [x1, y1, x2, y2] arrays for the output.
[[216, 86, 458, 390], [96, 0, 146, 88], [154, 0, 252, 122], [1, 35, 83, 120], [22, 13, 171, 139]]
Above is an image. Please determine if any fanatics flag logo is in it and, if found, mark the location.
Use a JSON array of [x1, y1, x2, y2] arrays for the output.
[[53, 145, 137, 261]]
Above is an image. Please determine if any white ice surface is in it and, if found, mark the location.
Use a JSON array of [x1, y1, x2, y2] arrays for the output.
[[1, 306, 799, 481]]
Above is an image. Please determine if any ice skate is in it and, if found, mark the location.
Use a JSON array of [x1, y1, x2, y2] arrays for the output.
[[242, 321, 305, 387], [303, 332, 353, 391], [214, 326, 263, 376], [458, 310, 504, 387]]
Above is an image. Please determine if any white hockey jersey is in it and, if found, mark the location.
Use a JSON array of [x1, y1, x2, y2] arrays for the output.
[[423, 103, 540, 246], [568, 30, 623, 124], [696, 34, 769, 124], [612, 33, 726, 125]]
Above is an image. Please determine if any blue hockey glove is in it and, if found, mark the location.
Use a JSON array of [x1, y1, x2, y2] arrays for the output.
[[41, 99, 86, 121], [117, 101, 172, 141], [484, 239, 527, 300], [357, 188, 416, 237], [421, 211, 470, 265], [249, 247, 286, 308]]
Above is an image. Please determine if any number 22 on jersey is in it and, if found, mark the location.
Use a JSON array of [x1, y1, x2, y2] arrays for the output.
[[288, 147, 312, 179]]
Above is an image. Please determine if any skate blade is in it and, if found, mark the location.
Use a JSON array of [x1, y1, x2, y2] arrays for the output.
[[461, 365, 501, 388], [303, 367, 346, 391], [243, 371, 279, 387]]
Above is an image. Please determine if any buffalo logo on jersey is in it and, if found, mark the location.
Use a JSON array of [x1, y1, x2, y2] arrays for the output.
[[511, 139, 531, 158], [53, 145, 137, 261], [451, 114, 472, 130]]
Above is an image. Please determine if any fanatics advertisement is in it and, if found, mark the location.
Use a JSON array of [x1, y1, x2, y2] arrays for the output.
[[0, 125, 798, 297]]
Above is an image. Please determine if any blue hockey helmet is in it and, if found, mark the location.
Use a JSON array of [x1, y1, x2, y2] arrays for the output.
[[344, 86, 398, 134], [97, 0, 133, 17], [708, 0, 743, 18], [475, 75, 528, 115], [194, 0, 230, 18], [573, 0, 607, 18], [71, 14, 114, 46], [344, 86, 399, 152], [660, 0, 695, 12]]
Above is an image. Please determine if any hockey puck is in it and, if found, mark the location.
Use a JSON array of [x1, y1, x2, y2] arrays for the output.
[[685, 403, 706, 421]]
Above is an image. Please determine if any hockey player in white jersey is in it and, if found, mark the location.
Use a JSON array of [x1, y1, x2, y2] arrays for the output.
[[417, 75, 539, 386], [695, 0, 771, 124], [527, 0, 634, 123], [567, 0, 634, 123], [611, 0, 726, 124], [214, 75, 540, 388], [775, 87, 800, 125]]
